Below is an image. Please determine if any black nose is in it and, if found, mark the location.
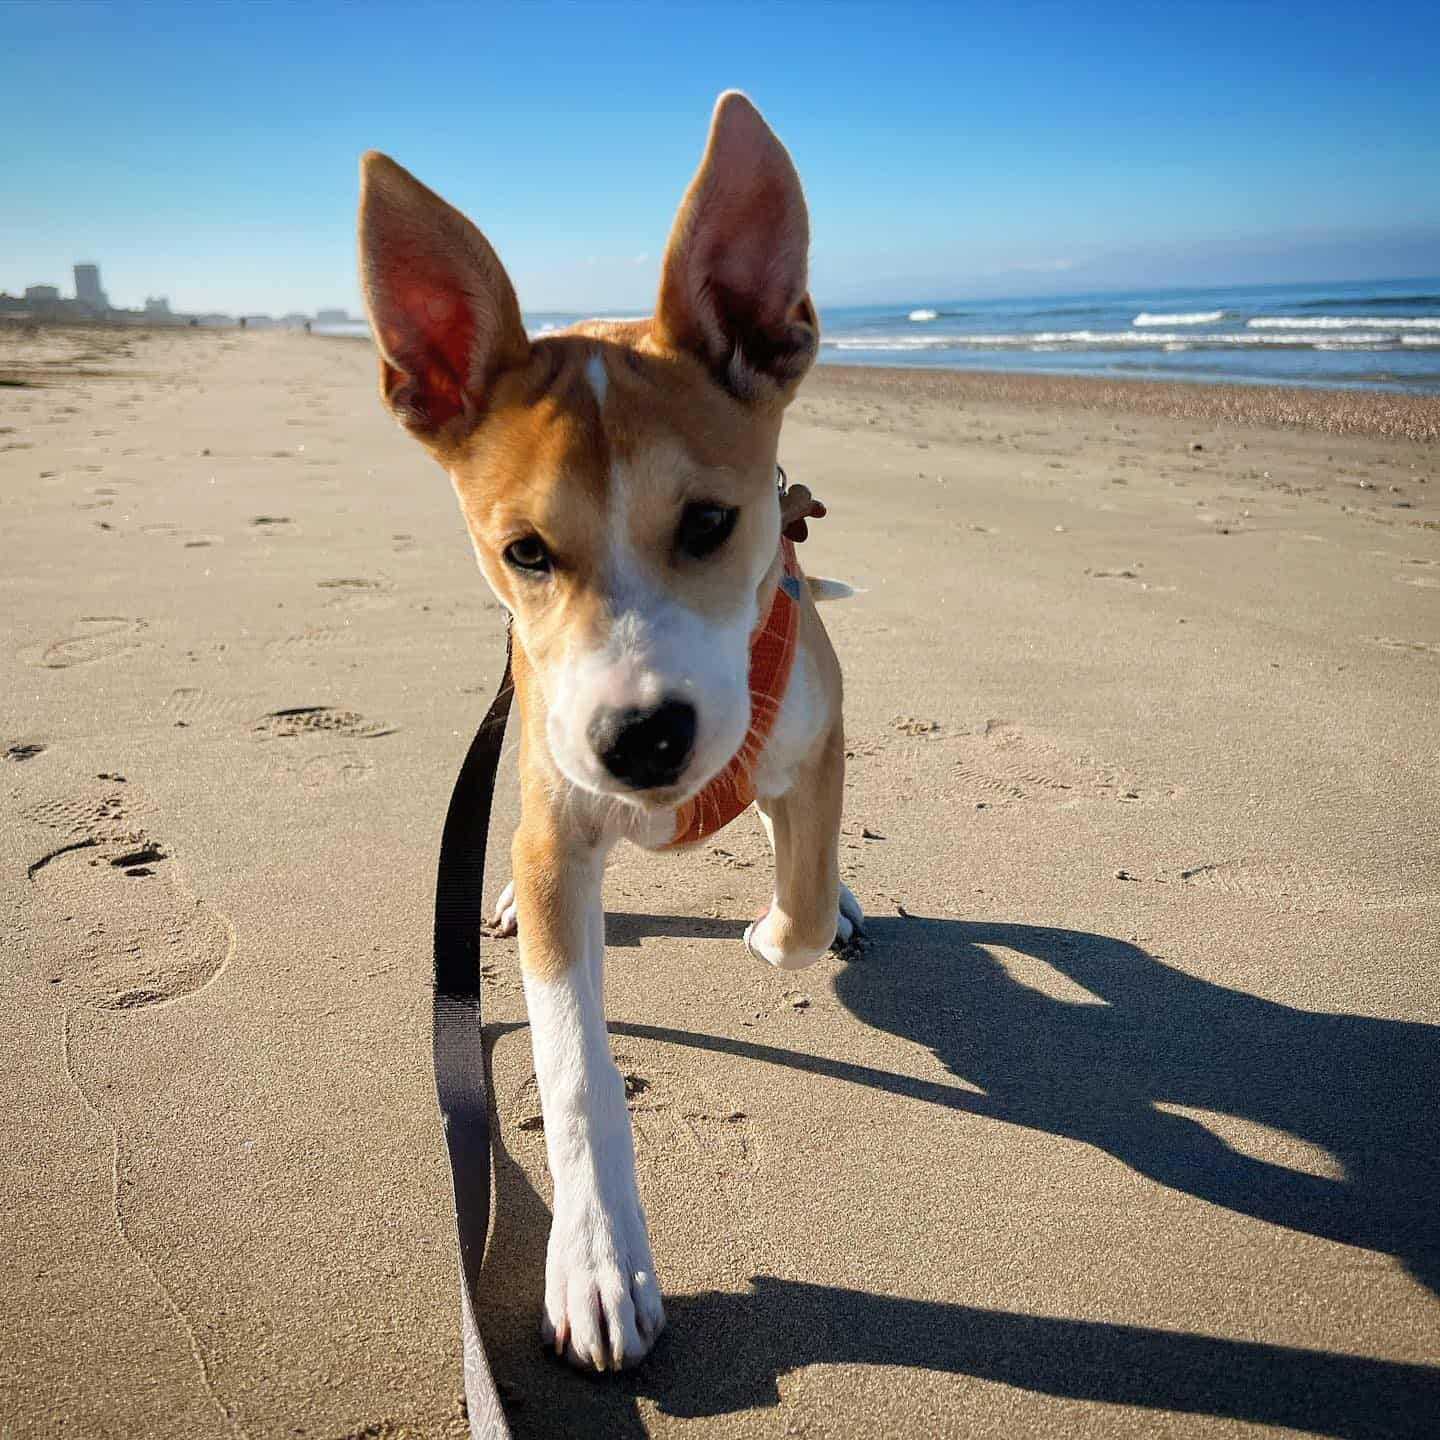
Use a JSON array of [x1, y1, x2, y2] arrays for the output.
[[588, 698, 697, 790]]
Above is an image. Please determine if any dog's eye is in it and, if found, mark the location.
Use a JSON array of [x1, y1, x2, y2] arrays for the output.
[[677, 503, 738, 560], [503, 536, 551, 573]]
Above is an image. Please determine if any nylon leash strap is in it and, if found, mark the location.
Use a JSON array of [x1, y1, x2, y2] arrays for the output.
[[431, 629, 515, 1440]]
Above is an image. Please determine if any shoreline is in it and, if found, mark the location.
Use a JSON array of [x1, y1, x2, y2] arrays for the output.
[[315, 327, 1440, 441], [5, 319, 1438, 441], [804, 360, 1440, 443]]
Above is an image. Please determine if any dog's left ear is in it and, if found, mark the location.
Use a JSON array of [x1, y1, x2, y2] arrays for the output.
[[655, 92, 818, 405], [357, 151, 530, 443]]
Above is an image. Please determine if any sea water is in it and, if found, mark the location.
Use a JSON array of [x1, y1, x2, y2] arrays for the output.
[[319, 276, 1440, 393], [812, 278, 1440, 392]]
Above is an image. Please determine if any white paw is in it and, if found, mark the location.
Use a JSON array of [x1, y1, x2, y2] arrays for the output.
[[835, 882, 866, 946], [744, 884, 865, 970], [541, 1200, 665, 1371], [489, 879, 517, 936]]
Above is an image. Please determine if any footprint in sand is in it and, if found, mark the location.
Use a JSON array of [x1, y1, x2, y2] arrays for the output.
[[27, 828, 229, 1011], [949, 720, 1173, 810], [1173, 856, 1435, 907], [22, 617, 148, 670], [22, 781, 134, 839], [622, 1054, 755, 1169], [251, 705, 397, 740], [264, 626, 357, 660], [297, 749, 376, 789], [162, 685, 253, 729], [508, 1058, 754, 1167]]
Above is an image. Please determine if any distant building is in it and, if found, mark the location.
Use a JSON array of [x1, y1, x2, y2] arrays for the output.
[[74, 263, 108, 311], [144, 296, 172, 316], [315, 308, 350, 324], [24, 284, 61, 303]]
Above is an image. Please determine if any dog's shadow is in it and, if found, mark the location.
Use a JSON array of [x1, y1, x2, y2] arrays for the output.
[[477, 911, 1440, 1438]]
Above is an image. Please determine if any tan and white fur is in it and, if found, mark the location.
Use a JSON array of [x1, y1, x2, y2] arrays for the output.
[[358, 92, 860, 1372]]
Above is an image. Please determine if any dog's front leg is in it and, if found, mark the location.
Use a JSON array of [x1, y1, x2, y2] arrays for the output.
[[513, 820, 664, 1370], [748, 722, 864, 969]]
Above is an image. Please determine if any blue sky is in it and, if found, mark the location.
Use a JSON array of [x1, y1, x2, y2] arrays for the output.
[[3, 0, 1438, 315]]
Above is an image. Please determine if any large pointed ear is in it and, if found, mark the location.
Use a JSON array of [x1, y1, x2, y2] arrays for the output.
[[655, 92, 818, 405], [357, 152, 529, 441]]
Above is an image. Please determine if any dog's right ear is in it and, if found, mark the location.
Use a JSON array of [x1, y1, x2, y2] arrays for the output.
[[357, 152, 529, 441], [654, 92, 817, 406]]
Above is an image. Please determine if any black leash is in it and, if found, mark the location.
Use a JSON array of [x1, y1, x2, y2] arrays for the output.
[[432, 627, 516, 1440]]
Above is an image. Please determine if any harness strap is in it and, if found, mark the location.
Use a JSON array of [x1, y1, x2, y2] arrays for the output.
[[663, 537, 803, 849], [432, 628, 515, 1440]]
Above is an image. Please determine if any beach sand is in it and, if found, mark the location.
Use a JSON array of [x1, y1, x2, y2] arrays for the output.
[[3, 324, 1438, 1438]]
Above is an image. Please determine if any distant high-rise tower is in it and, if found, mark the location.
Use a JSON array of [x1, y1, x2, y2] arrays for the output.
[[73, 263, 107, 311]]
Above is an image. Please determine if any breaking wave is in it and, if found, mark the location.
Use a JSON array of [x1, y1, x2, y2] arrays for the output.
[[822, 330, 1407, 351], [1248, 315, 1440, 330], [1133, 310, 1224, 326]]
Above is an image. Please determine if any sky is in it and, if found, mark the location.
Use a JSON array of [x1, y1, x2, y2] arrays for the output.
[[3, 0, 1438, 316]]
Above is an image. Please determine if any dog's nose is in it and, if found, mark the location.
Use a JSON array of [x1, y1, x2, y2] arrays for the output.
[[588, 698, 697, 790]]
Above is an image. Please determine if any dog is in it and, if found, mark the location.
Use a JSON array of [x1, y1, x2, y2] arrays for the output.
[[357, 91, 860, 1373]]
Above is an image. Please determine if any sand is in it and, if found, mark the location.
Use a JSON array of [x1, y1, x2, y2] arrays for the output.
[[3, 324, 1437, 1439]]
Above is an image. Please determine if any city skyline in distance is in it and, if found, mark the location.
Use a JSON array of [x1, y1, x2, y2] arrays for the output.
[[0, 259, 357, 328]]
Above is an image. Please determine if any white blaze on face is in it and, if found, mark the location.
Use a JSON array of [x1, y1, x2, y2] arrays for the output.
[[584, 350, 609, 408], [544, 463, 765, 804]]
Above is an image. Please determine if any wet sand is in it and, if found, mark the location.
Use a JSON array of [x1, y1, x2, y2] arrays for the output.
[[804, 361, 1440, 442], [3, 325, 1438, 1438]]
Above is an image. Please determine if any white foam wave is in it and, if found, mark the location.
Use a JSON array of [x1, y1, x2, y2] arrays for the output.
[[908, 308, 938, 322], [1133, 310, 1223, 326], [823, 329, 1407, 352], [1301, 333, 1394, 346], [1248, 315, 1440, 330]]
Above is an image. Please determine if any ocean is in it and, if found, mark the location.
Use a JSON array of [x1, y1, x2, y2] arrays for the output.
[[319, 276, 1440, 393]]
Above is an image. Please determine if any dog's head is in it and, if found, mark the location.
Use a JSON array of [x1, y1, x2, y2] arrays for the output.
[[357, 92, 817, 808]]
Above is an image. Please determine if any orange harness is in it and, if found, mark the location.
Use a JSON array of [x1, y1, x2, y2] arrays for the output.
[[664, 538, 803, 848]]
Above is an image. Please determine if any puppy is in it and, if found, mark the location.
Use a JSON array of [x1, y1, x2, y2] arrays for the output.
[[358, 91, 859, 1372]]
